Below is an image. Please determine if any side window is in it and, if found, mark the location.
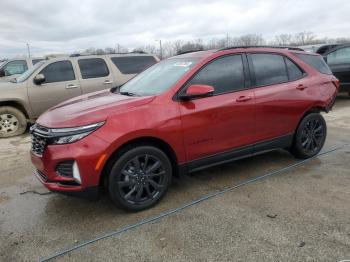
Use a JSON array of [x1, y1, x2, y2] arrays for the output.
[[78, 58, 109, 79], [285, 58, 304, 81], [251, 54, 288, 86], [187, 55, 245, 95], [327, 47, 350, 65], [294, 53, 332, 75], [39, 61, 75, 83], [3, 60, 28, 75], [111, 56, 157, 74]]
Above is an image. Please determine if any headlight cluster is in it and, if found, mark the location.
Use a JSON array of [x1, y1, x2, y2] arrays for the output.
[[46, 122, 105, 145]]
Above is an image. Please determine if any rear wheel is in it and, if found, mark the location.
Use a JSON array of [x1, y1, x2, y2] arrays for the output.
[[0, 106, 27, 138], [108, 146, 172, 211], [291, 113, 327, 159]]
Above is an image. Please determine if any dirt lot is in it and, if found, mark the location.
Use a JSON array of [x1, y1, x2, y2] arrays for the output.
[[0, 95, 349, 262]]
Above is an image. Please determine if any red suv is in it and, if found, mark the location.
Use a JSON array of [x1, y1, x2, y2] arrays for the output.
[[30, 47, 339, 211]]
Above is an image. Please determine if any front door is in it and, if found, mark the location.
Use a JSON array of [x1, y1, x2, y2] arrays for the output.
[[28, 60, 82, 117], [178, 54, 255, 163]]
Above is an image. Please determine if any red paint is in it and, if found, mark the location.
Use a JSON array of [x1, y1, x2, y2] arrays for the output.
[[31, 48, 338, 194]]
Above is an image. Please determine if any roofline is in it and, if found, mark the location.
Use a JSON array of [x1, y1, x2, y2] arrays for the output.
[[218, 45, 304, 52]]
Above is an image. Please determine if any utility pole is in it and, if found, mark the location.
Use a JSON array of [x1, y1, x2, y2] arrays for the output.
[[156, 40, 162, 60], [26, 43, 31, 58]]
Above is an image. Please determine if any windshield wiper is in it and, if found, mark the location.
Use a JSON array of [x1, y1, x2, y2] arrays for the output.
[[119, 91, 140, 97]]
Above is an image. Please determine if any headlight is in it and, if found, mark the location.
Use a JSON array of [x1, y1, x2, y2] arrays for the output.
[[51, 122, 105, 145]]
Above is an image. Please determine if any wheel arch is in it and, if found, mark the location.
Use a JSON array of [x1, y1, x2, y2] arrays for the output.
[[0, 100, 30, 119], [99, 136, 180, 188]]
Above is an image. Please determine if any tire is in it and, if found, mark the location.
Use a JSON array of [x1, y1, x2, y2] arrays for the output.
[[108, 146, 172, 211], [291, 113, 327, 159], [0, 106, 27, 138]]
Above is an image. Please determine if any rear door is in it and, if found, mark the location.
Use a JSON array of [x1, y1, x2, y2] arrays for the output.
[[325, 46, 350, 91], [28, 60, 82, 117], [249, 53, 308, 144], [77, 57, 114, 94], [179, 54, 256, 163]]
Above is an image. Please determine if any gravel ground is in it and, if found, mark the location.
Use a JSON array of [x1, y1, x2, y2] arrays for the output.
[[0, 95, 349, 262]]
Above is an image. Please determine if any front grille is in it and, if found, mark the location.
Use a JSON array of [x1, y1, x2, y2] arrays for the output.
[[31, 133, 47, 156], [56, 161, 74, 177], [31, 124, 50, 156]]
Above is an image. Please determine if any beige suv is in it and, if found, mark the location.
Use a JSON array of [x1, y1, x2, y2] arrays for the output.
[[0, 53, 158, 137], [0, 58, 45, 82]]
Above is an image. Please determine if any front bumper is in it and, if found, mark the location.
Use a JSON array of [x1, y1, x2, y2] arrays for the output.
[[30, 133, 110, 199]]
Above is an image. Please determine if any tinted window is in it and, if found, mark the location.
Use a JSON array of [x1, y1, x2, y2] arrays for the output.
[[32, 59, 44, 65], [3, 60, 28, 75], [327, 47, 350, 65], [78, 58, 109, 79], [111, 56, 157, 74], [251, 54, 288, 86], [294, 53, 332, 74], [40, 61, 75, 83], [285, 58, 304, 81], [188, 55, 245, 95]]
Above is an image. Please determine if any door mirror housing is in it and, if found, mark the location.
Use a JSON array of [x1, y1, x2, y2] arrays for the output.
[[0, 68, 5, 77], [180, 84, 214, 100], [323, 56, 328, 63], [34, 74, 45, 85]]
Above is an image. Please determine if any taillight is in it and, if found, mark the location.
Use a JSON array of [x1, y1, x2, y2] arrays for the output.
[[332, 78, 340, 90]]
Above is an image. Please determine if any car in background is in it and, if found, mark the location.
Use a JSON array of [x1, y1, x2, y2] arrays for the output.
[[0, 53, 158, 137], [299, 43, 350, 95], [321, 44, 350, 96], [0, 58, 45, 82], [30, 46, 339, 211]]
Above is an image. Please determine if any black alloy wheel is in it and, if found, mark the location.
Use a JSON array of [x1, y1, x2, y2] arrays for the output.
[[291, 113, 327, 159], [108, 146, 172, 211]]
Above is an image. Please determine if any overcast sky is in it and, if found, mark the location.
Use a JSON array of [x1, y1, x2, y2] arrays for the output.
[[1, 0, 350, 58]]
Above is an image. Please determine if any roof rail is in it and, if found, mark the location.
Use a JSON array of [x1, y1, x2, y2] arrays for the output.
[[68, 51, 150, 57], [218, 45, 304, 52], [177, 48, 204, 55]]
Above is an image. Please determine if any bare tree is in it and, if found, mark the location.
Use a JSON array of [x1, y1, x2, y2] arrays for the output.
[[274, 34, 293, 46]]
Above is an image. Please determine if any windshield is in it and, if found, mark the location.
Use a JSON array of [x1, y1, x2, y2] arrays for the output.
[[15, 60, 46, 83], [119, 58, 198, 96]]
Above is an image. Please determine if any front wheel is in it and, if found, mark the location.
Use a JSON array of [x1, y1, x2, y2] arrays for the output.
[[0, 106, 27, 138], [291, 113, 327, 159], [108, 146, 172, 211]]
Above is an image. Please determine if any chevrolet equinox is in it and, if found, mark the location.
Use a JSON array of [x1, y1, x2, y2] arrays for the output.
[[30, 47, 339, 211]]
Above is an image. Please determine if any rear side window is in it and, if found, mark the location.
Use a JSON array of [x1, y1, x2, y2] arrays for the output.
[[40, 61, 75, 83], [111, 56, 157, 74], [78, 58, 109, 79], [251, 54, 288, 86], [285, 58, 304, 81], [294, 53, 332, 74], [188, 55, 245, 95], [3, 60, 28, 75]]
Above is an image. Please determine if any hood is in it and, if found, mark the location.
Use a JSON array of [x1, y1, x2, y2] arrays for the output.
[[37, 90, 155, 128]]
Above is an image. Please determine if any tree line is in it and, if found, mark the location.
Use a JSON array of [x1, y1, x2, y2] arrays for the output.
[[83, 31, 350, 59]]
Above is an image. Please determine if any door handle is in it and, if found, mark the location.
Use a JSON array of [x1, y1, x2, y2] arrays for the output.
[[296, 84, 308, 90], [236, 96, 252, 102], [103, 80, 112, 84], [66, 84, 78, 89]]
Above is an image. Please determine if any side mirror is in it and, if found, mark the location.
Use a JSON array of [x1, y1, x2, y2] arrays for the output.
[[179, 84, 214, 100], [323, 56, 328, 63], [0, 68, 5, 77], [34, 74, 45, 85]]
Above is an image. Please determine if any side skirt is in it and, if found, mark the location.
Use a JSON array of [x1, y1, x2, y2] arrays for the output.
[[179, 134, 294, 174]]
